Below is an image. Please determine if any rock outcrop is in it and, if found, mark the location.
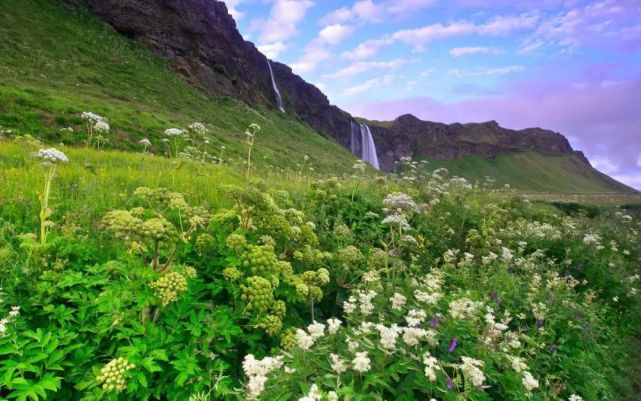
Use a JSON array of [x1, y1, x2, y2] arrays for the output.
[[368, 115, 580, 172], [64, 0, 587, 173]]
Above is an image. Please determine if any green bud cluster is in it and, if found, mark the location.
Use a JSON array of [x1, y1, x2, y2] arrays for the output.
[[150, 271, 188, 306], [182, 266, 197, 279], [242, 244, 279, 276], [195, 233, 214, 254], [280, 329, 298, 350], [297, 224, 319, 246], [283, 208, 305, 225], [271, 300, 287, 319], [102, 210, 142, 239], [223, 267, 243, 282], [96, 357, 135, 392], [293, 245, 325, 265], [140, 217, 177, 241], [333, 224, 352, 238], [368, 248, 389, 270], [225, 233, 247, 251], [339, 245, 364, 266], [258, 314, 282, 336], [240, 276, 274, 313], [259, 235, 276, 247]]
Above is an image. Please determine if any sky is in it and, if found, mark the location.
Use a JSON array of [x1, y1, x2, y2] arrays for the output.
[[223, 0, 641, 189]]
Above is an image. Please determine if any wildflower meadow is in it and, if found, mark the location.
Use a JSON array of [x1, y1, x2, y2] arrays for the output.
[[0, 126, 640, 401]]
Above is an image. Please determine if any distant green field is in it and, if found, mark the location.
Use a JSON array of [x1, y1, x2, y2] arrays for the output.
[[423, 152, 635, 193]]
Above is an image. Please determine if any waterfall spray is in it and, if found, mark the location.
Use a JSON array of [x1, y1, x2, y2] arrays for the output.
[[350, 121, 380, 170]]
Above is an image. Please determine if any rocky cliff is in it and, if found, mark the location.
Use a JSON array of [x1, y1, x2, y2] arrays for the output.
[[366, 114, 585, 171], [63, 0, 587, 173]]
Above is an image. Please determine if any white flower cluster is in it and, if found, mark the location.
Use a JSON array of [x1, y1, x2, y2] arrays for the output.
[[459, 356, 486, 387], [81, 111, 104, 123], [36, 148, 69, 163], [423, 351, 441, 381], [449, 298, 483, 320], [243, 354, 284, 399], [0, 292, 20, 336], [94, 120, 110, 134], [344, 290, 377, 316], [351, 351, 371, 372], [188, 122, 207, 135], [383, 192, 419, 214], [164, 128, 184, 137], [138, 138, 152, 146]]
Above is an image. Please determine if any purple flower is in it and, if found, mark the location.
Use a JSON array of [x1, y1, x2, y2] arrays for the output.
[[575, 263, 584, 271], [548, 344, 557, 351], [536, 319, 545, 328], [446, 377, 453, 389], [448, 337, 458, 353], [430, 316, 439, 328], [563, 271, 571, 277]]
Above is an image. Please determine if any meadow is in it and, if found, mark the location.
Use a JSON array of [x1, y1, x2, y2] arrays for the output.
[[1, 131, 640, 401]]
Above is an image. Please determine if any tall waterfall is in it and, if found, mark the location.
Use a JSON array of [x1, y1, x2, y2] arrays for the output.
[[350, 121, 380, 170], [267, 60, 285, 113]]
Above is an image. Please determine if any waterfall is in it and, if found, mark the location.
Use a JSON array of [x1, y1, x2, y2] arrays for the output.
[[267, 60, 285, 113], [350, 121, 380, 170]]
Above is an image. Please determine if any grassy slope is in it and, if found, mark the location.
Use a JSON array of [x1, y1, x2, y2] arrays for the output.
[[423, 152, 636, 193], [0, 0, 358, 174]]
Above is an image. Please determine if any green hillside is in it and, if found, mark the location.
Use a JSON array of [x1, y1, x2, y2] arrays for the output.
[[0, 0, 357, 174], [422, 152, 635, 193]]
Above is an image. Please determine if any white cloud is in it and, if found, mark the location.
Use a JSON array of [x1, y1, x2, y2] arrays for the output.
[[342, 37, 394, 60], [344, 74, 396, 95], [449, 65, 524, 77], [324, 59, 411, 80], [258, 42, 287, 59], [592, 156, 619, 174], [449, 46, 503, 57], [223, 0, 245, 20], [420, 68, 436, 77], [318, 24, 355, 45], [321, 0, 436, 24], [393, 14, 538, 51], [255, 0, 314, 58]]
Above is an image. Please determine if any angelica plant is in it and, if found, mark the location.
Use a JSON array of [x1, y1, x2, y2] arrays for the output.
[[164, 127, 184, 157], [35, 148, 68, 245], [244, 123, 261, 178], [81, 111, 105, 148]]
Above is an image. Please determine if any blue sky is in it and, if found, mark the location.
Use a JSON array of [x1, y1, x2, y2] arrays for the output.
[[223, 0, 641, 189]]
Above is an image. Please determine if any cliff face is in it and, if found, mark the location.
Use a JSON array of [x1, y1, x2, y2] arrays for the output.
[[63, 0, 352, 143], [65, 0, 586, 173], [368, 115, 580, 172]]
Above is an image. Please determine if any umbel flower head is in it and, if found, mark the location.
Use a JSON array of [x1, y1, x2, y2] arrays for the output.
[[138, 138, 152, 147], [96, 357, 135, 392], [81, 111, 104, 123], [150, 271, 188, 306], [36, 148, 69, 163], [94, 120, 110, 134], [164, 128, 184, 137]]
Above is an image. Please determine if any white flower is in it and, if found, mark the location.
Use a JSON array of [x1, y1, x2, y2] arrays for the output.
[[509, 356, 527, 373], [327, 318, 342, 334], [569, 395, 584, 401], [36, 148, 69, 163], [423, 352, 440, 381], [403, 327, 430, 346], [414, 289, 441, 305], [352, 351, 371, 373], [330, 353, 347, 373], [94, 121, 110, 133], [390, 293, 407, 310], [405, 309, 426, 327], [81, 111, 104, 123], [188, 122, 207, 134], [327, 391, 338, 401], [299, 384, 322, 401], [459, 357, 485, 387], [138, 138, 152, 146], [295, 329, 315, 350], [522, 371, 539, 391], [242, 354, 283, 399], [377, 324, 401, 350], [164, 128, 184, 137], [307, 322, 325, 339]]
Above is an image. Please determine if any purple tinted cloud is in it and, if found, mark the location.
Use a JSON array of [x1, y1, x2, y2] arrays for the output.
[[346, 75, 641, 189]]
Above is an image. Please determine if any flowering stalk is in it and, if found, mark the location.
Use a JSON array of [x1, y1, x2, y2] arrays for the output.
[[245, 123, 261, 179], [35, 148, 69, 245]]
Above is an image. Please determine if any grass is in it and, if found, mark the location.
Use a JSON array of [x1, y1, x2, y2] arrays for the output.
[[422, 152, 636, 193], [0, 0, 359, 174]]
